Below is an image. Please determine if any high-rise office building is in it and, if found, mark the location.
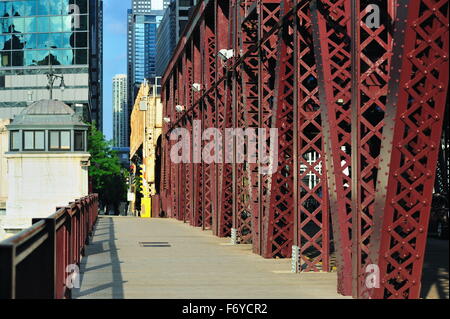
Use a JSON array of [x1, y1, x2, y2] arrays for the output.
[[0, 0, 103, 130], [112, 74, 128, 147], [127, 0, 164, 118], [156, 0, 198, 77]]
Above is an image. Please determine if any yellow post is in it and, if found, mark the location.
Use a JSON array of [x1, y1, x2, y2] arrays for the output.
[[139, 164, 151, 218], [141, 197, 151, 218]]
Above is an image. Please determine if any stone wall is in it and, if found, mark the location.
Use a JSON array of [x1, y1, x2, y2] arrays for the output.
[[0, 119, 9, 210], [0, 119, 9, 240], [3, 153, 90, 231]]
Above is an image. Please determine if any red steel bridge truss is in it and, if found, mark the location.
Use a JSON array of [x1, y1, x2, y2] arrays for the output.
[[159, 0, 449, 299]]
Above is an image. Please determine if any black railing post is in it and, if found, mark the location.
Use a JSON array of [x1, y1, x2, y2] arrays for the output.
[[0, 244, 15, 299], [31, 218, 56, 299]]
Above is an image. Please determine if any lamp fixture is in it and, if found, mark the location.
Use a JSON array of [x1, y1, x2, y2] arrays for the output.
[[217, 49, 234, 61], [192, 83, 202, 92], [175, 105, 185, 113]]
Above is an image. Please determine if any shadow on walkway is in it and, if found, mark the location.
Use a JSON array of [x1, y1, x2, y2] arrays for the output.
[[421, 238, 449, 299], [73, 217, 125, 298]]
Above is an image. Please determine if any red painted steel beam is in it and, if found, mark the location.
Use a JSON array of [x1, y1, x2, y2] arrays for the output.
[[201, 2, 217, 231], [158, 0, 449, 300], [294, 0, 330, 272], [263, 0, 295, 258], [233, 0, 259, 245], [192, 23, 204, 228], [370, 0, 449, 299], [310, 0, 353, 295], [258, 0, 280, 254], [350, 0, 396, 298], [215, 0, 233, 237], [240, 0, 261, 252], [184, 45, 194, 225]]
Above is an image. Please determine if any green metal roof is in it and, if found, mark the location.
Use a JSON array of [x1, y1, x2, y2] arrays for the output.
[[8, 100, 87, 128]]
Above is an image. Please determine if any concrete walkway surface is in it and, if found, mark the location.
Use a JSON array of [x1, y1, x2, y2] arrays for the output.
[[73, 216, 350, 299]]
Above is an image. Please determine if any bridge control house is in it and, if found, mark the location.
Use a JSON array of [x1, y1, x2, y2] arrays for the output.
[[2, 99, 90, 235]]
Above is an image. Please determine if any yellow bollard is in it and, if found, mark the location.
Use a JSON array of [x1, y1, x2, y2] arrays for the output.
[[141, 197, 151, 218]]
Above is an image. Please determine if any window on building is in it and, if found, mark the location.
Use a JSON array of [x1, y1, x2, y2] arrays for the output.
[[49, 130, 71, 150], [74, 130, 85, 151], [10, 130, 20, 151], [23, 130, 45, 151]]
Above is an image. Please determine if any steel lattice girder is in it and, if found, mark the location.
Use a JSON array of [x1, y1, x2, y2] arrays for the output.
[[240, 0, 262, 252], [160, 0, 333, 264], [294, 0, 330, 273], [185, 49, 194, 225], [201, 5, 216, 230], [310, 0, 353, 295], [350, 0, 396, 298], [216, 0, 234, 237], [159, 0, 449, 299], [192, 26, 203, 227], [264, 0, 295, 258], [233, 0, 259, 245], [369, 0, 449, 299], [257, 0, 293, 259]]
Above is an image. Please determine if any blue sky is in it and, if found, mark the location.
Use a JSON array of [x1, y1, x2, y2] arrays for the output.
[[102, 0, 164, 140]]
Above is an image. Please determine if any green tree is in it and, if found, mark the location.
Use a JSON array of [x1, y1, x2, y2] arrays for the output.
[[88, 124, 127, 214]]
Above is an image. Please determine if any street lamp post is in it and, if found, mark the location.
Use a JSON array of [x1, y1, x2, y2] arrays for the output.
[[46, 66, 65, 100]]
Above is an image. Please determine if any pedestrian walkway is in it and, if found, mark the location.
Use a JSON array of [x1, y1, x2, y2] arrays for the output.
[[73, 216, 349, 299]]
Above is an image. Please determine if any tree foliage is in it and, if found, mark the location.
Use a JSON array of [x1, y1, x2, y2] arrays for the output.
[[88, 124, 127, 213]]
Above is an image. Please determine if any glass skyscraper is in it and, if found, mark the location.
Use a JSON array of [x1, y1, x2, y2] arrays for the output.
[[112, 74, 128, 147], [127, 0, 164, 139], [0, 0, 103, 130], [156, 0, 198, 77]]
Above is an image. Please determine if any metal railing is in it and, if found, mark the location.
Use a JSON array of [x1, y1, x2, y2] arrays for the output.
[[0, 194, 98, 299]]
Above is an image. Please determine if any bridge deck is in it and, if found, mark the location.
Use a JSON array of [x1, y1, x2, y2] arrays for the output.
[[73, 216, 349, 299]]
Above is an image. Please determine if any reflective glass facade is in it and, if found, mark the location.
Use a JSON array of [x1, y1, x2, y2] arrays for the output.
[[127, 1, 164, 142], [1, 0, 89, 67], [156, 0, 198, 77], [0, 0, 103, 131], [134, 14, 160, 83]]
